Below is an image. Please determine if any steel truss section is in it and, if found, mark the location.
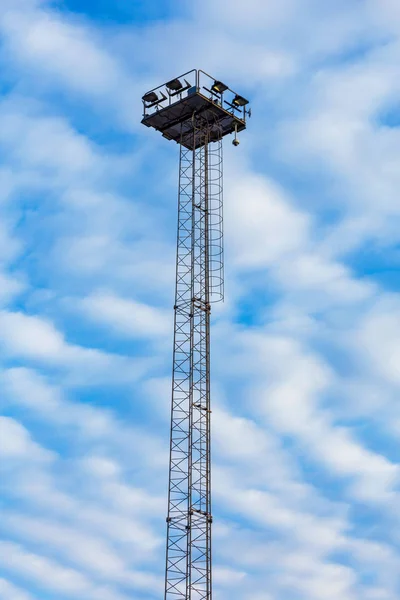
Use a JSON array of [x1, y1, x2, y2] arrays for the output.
[[165, 117, 223, 600]]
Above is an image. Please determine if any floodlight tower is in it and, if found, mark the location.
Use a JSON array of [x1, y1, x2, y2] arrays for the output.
[[141, 70, 250, 600]]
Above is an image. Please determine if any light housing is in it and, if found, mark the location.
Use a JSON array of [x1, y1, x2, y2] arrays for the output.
[[233, 94, 249, 107], [211, 80, 228, 94], [166, 78, 183, 92], [142, 91, 158, 104]]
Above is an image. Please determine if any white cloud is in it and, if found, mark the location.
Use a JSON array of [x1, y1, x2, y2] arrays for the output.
[[80, 290, 171, 339], [0, 372, 164, 593], [0, 541, 136, 600], [8, 466, 162, 555], [274, 253, 376, 306], [254, 336, 399, 502], [280, 559, 358, 600], [215, 325, 399, 503], [0, 272, 25, 306], [196, 0, 398, 61], [214, 468, 346, 554], [1, 367, 167, 468], [0, 541, 93, 596], [354, 298, 400, 385], [0, 218, 21, 265], [0, 579, 36, 600], [0, 512, 160, 592], [0, 311, 147, 385], [275, 35, 400, 245], [0, 108, 97, 175], [225, 173, 310, 268], [0, 6, 136, 122], [213, 566, 246, 586], [0, 310, 66, 358], [0, 416, 54, 463]]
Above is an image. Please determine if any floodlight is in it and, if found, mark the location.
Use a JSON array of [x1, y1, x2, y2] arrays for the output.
[[211, 80, 228, 94], [232, 94, 249, 107], [166, 78, 183, 92], [232, 123, 240, 147], [142, 91, 158, 104]]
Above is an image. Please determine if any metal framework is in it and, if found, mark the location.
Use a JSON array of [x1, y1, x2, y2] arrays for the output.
[[141, 70, 249, 600]]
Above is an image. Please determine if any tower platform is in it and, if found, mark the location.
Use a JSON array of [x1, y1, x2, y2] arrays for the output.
[[141, 69, 249, 150]]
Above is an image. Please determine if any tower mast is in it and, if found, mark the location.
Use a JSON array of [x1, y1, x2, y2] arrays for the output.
[[141, 70, 250, 600]]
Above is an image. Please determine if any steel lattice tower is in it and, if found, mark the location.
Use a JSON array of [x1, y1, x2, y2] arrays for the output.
[[141, 70, 250, 600]]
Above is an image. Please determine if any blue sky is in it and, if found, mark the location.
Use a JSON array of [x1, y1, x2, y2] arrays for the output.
[[0, 0, 399, 599]]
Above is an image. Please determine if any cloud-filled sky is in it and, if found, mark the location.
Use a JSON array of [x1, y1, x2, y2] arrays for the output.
[[0, 1, 399, 599]]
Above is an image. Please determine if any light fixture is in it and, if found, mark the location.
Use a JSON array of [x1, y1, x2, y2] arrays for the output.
[[232, 123, 240, 147], [142, 91, 158, 104], [232, 94, 249, 107], [166, 78, 183, 92], [211, 80, 228, 94]]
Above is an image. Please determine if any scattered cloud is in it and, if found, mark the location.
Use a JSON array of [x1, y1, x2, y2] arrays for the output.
[[0, 0, 399, 599]]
